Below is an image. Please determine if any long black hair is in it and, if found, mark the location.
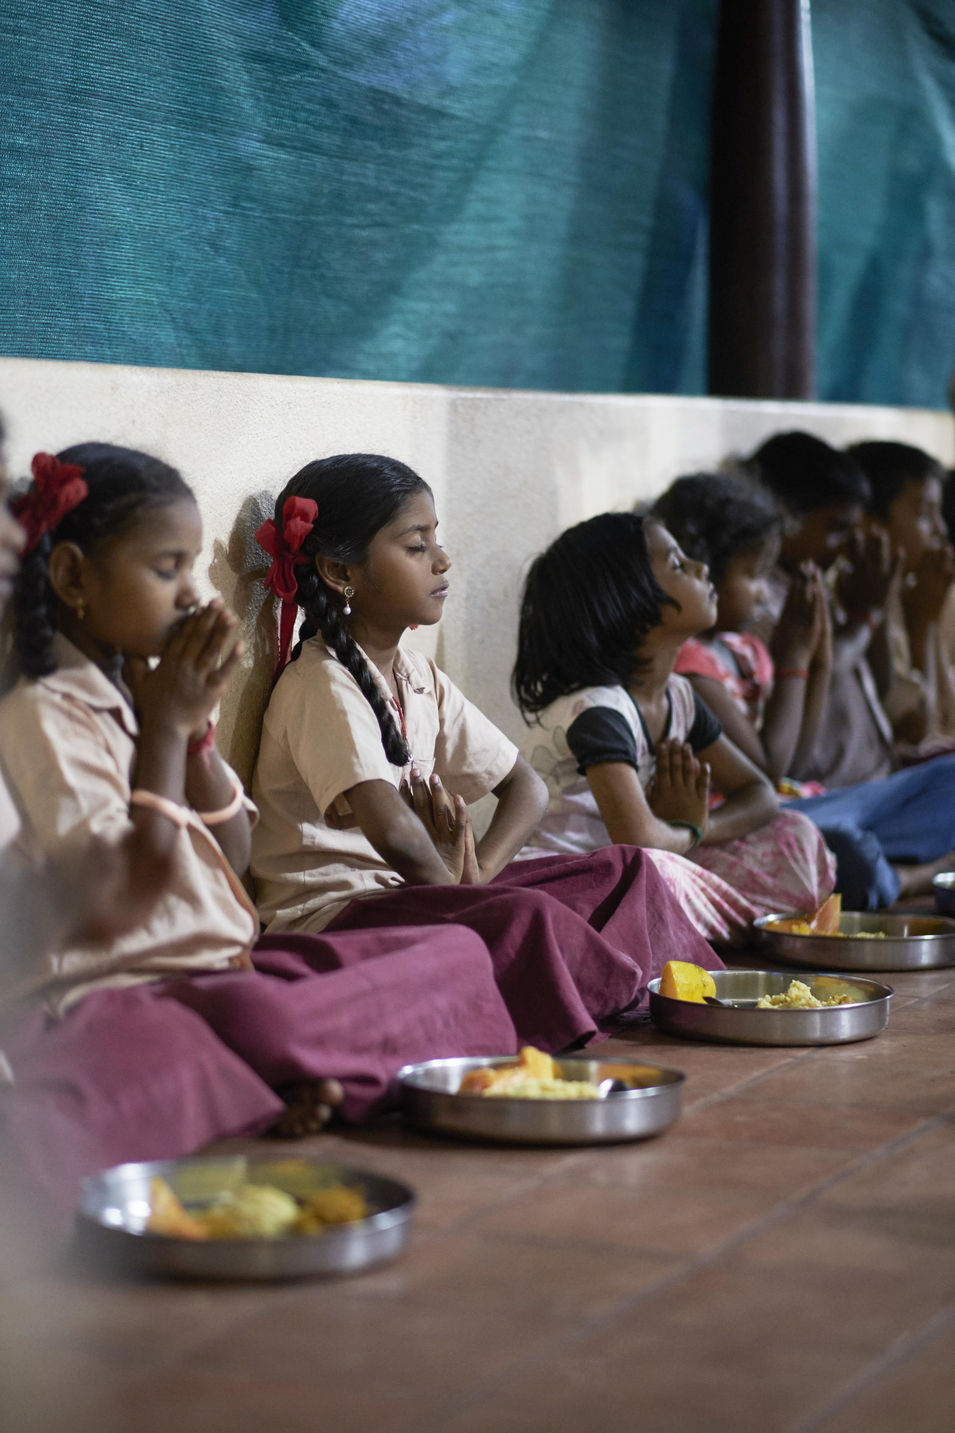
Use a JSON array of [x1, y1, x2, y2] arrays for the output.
[[513, 511, 675, 716], [12, 443, 193, 679], [277, 452, 429, 766], [651, 472, 781, 586]]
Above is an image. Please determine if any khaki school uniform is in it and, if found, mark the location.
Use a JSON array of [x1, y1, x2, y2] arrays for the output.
[[251, 639, 518, 933], [0, 635, 257, 1015]]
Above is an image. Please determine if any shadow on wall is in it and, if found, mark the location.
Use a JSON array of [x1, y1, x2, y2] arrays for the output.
[[208, 490, 282, 789]]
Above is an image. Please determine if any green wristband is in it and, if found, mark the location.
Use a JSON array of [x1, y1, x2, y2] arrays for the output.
[[668, 819, 703, 848]]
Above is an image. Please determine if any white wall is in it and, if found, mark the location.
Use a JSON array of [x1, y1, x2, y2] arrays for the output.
[[2, 356, 951, 785]]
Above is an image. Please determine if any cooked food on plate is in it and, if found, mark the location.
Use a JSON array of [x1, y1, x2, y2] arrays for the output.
[[457, 1045, 600, 1099]]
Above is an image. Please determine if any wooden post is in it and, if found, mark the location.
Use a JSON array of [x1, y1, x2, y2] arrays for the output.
[[708, 0, 816, 399]]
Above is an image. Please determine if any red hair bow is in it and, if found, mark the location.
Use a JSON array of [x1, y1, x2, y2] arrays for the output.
[[255, 495, 318, 674], [13, 452, 89, 554]]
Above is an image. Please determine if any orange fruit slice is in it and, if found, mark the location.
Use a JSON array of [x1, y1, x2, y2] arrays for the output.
[[145, 1175, 209, 1240], [658, 961, 717, 1003]]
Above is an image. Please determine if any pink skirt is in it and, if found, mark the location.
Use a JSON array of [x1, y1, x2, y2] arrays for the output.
[[642, 811, 836, 943]]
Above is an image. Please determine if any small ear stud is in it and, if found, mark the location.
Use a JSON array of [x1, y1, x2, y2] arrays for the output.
[[342, 584, 355, 617]]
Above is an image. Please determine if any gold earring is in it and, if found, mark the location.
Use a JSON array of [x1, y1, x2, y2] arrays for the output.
[[342, 584, 355, 617], [76, 600, 86, 622]]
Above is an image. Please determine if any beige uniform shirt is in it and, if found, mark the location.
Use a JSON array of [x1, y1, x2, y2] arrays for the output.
[[0, 635, 258, 1015], [251, 640, 518, 933]]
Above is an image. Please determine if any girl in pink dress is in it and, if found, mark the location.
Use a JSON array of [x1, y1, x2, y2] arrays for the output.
[[513, 510, 836, 941]]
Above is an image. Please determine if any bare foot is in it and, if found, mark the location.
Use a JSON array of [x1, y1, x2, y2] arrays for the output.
[[893, 852, 955, 899], [267, 1078, 345, 1139]]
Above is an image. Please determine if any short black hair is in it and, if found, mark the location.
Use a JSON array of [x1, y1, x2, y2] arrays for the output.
[[847, 440, 945, 520], [744, 431, 870, 514], [512, 511, 675, 715], [650, 472, 781, 587]]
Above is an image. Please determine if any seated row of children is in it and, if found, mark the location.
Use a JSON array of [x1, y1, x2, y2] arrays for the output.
[[651, 433, 955, 911], [0, 427, 949, 1229]]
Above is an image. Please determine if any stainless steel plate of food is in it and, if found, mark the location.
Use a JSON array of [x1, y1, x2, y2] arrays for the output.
[[397, 1051, 685, 1145], [648, 968, 892, 1046], [76, 1156, 415, 1280], [754, 911, 955, 971]]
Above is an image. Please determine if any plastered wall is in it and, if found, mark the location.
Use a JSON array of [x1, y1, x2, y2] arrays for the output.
[[1, 356, 952, 788]]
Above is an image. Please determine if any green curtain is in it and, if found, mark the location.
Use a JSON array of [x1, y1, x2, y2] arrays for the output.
[[1, 0, 952, 405]]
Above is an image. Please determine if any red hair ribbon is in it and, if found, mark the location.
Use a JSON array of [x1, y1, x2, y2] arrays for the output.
[[255, 495, 318, 674], [13, 452, 89, 554]]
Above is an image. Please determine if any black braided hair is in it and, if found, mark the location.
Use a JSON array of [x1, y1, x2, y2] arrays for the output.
[[276, 453, 430, 767], [12, 443, 193, 679]]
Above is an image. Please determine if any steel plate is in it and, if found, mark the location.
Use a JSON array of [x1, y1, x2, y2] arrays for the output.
[[755, 911, 955, 971], [397, 1054, 684, 1145], [648, 968, 892, 1046], [76, 1156, 415, 1280]]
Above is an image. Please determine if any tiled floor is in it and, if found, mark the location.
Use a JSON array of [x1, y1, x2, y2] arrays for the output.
[[3, 949, 953, 1433]]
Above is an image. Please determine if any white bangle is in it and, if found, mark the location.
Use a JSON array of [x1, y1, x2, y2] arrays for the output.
[[197, 778, 245, 827], [130, 789, 190, 829]]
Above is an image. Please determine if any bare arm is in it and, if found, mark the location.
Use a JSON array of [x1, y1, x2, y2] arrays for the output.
[[686, 673, 768, 770], [471, 755, 548, 881], [347, 778, 460, 886], [699, 735, 778, 843], [586, 749, 703, 856], [792, 583, 832, 776]]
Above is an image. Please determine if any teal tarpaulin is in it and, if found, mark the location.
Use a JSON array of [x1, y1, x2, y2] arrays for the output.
[[1, 1, 952, 406]]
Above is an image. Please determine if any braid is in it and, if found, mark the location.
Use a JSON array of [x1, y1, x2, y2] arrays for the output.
[[12, 539, 59, 678], [294, 565, 410, 766]]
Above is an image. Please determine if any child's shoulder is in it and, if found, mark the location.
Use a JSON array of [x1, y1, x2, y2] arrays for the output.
[[537, 683, 633, 729]]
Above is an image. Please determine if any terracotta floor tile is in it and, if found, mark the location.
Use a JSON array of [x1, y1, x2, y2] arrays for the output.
[[733, 1204, 955, 1285], [421, 1319, 856, 1433], [813, 1119, 955, 1238], [471, 1176, 772, 1256], [810, 1321, 955, 1433], [571, 1131, 851, 1196], [6, 932, 954, 1433], [638, 1258, 952, 1356], [730, 1036, 955, 1112], [2, 1260, 281, 1366], [675, 1094, 922, 1150], [178, 1242, 667, 1430]]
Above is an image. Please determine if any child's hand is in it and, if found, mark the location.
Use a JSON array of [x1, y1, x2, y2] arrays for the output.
[[460, 816, 483, 886], [836, 526, 894, 620], [771, 561, 817, 667], [648, 739, 710, 836], [901, 543, 955, 627], [401, 767, 470, 882], [810, 568, 833, 667], [126, 601, 243, 741]]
